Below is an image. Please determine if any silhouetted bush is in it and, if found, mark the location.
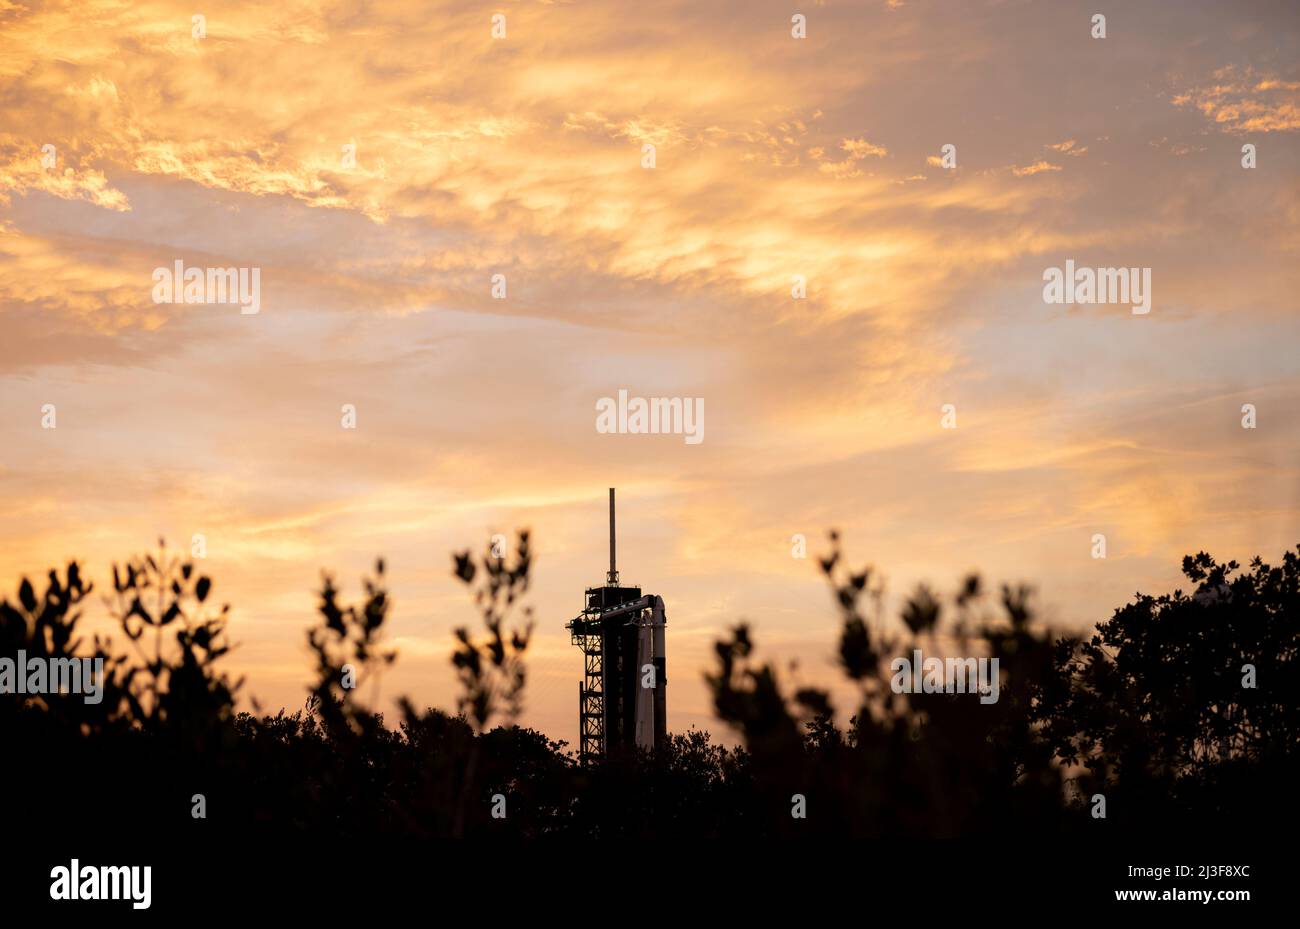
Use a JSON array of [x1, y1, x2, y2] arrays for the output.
[[1, 534, 1295, 839], [706, 531, 1066, 837]]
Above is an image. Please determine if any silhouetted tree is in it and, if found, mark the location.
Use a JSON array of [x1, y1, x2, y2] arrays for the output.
[[2, 535, 1295, 841], [1035, 546, 1300, 830]]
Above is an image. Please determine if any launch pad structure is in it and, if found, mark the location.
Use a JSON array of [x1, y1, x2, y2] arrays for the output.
[[566, 489, 667, 762]]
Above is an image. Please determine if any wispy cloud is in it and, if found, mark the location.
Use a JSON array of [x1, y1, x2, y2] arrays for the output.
[[1173, 65, 1300, 134]]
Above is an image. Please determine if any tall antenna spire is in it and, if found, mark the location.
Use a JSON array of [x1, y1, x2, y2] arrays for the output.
[[606, 487, 618, 585]]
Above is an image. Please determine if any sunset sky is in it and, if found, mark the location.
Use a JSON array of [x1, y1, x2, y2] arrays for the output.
[[2, 0, 1298, 747]]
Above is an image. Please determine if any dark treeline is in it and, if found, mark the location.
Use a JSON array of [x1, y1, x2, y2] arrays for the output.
[[2, 531, 1297, 840]]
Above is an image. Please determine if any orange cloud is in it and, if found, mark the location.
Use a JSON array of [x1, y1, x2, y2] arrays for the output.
[[1011, 160, 1062, 177], [1173, 66, 1300, 134]]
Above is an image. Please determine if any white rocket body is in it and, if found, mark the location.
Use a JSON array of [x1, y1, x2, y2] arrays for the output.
[[633, 595, 667, 751]]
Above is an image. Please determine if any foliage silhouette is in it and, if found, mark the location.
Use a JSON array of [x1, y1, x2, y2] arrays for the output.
[[706, 530, 1064, 837], [1, 533, 1296, 839], [1034, 546, 1300, 830]]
